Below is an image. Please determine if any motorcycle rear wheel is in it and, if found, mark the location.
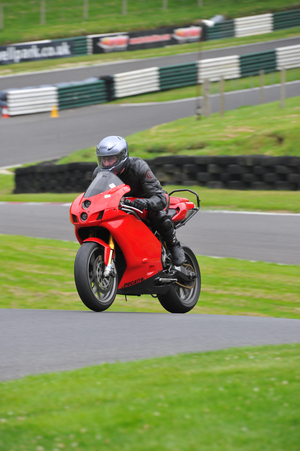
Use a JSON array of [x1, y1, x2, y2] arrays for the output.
[[74, 242, 118, 312], [158, 245, 201, 313]]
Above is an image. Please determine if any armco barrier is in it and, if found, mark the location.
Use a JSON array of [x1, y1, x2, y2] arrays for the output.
[[57, 78, 108, 109], [113, 67, 160, 98], [14, 156, 300, 193], [234, 14, 273, 38], [198, 55, 240, 82], [7, 86, 58, 116], [276, 45, 300, 70], [70, 36, 88, 56], [273, 9, 300, 31], [159, 63, 197, 90], [205, 20, 235, 41], [240, 50, 276, 77]]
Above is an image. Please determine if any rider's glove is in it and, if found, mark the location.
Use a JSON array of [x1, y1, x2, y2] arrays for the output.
[[132, 198, 148, 211], [124, 198, 148, 211]]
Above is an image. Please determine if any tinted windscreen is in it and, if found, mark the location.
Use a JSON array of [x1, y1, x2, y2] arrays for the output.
[[84, 172, 123, 198]]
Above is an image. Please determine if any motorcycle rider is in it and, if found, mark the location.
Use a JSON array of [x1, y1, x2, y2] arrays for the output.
[[92, 135, 185, 266]]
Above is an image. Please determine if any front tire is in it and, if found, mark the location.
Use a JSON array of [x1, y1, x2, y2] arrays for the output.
[[158, 246, 201, 313], [74, 242, 118, 312]]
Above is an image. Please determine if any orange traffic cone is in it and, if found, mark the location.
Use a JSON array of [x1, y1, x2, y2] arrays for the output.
[[51, 105, 59, 118], [2, 106, 9, 118]]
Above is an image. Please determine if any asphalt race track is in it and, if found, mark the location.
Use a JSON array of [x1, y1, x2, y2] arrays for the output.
[[1, 310, 300, 381], [0, 203, 300, 265]]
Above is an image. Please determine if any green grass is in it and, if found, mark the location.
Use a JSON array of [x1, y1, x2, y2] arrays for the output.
[[0, 0, 299, 45], [0, 344, 299, 450], [1, 234, 299, 318], [53, 97, 300, 161], [125, 96, 300, 158]]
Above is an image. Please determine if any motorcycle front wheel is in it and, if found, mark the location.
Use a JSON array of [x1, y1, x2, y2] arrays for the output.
[[158, 245, 201, 314], [74, 242, 118, 312]]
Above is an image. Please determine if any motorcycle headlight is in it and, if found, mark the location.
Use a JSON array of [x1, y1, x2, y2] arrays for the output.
[[82, 200, 91, 209]]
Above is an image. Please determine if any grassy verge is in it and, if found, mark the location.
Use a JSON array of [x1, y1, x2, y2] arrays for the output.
[[0, 235, 299, 318], [1, 26, 300, 77], [53, 97, 300, 160], [0, 344, 299, 450]]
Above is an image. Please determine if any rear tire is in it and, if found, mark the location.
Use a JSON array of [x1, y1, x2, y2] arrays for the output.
[[158, 246, 201, 313], [74, 242, 118, 312]]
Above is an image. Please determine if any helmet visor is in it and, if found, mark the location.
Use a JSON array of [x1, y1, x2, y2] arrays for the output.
[[96, 148, 127, 174], [97, 155, 118, 170]]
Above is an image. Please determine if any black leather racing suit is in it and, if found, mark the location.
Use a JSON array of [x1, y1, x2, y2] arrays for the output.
[[93, 157, 175, 242]]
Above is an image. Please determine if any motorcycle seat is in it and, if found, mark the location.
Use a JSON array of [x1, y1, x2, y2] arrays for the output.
[[168, 196, 195, 223]]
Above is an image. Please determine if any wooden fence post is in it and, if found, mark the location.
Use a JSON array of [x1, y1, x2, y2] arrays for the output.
[[83, 0, 88, 19], [280, 68, 286, 108], [0, 4, 3, 29], [260, 69, 264, 104], [122, 0, 127, 15], [41, 0, 46, 25], [220, 76, 224, 117], [203, 79, 210, 117]]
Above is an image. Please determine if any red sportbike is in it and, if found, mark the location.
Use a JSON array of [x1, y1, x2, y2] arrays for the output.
[[70, 171, 201, 313]]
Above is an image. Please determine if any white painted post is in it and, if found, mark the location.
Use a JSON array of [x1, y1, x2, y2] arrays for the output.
[[198, 0, 203, 6], [163, 0, 167, 9]]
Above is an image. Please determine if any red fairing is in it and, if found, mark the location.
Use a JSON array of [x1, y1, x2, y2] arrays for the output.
[[105, 213, 163, 289], [69, 180, 163, 289]]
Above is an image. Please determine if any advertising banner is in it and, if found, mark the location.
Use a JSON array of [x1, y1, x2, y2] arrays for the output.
[[0, 39, 74, 65], [91, 25, 202, 54]]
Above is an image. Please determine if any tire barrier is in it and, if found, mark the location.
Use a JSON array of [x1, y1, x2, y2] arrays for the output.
[[14, 162, 97, 194], [14, 156, 300, 193]]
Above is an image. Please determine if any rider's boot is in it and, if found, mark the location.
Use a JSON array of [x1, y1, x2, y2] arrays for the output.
[[167, 236, 185, 266]]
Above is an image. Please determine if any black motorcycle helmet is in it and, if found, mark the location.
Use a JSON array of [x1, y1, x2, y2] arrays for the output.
[[96, 136, 129, 175]]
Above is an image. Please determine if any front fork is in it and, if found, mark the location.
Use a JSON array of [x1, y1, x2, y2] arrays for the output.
[[103, 233, 115, 277]]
